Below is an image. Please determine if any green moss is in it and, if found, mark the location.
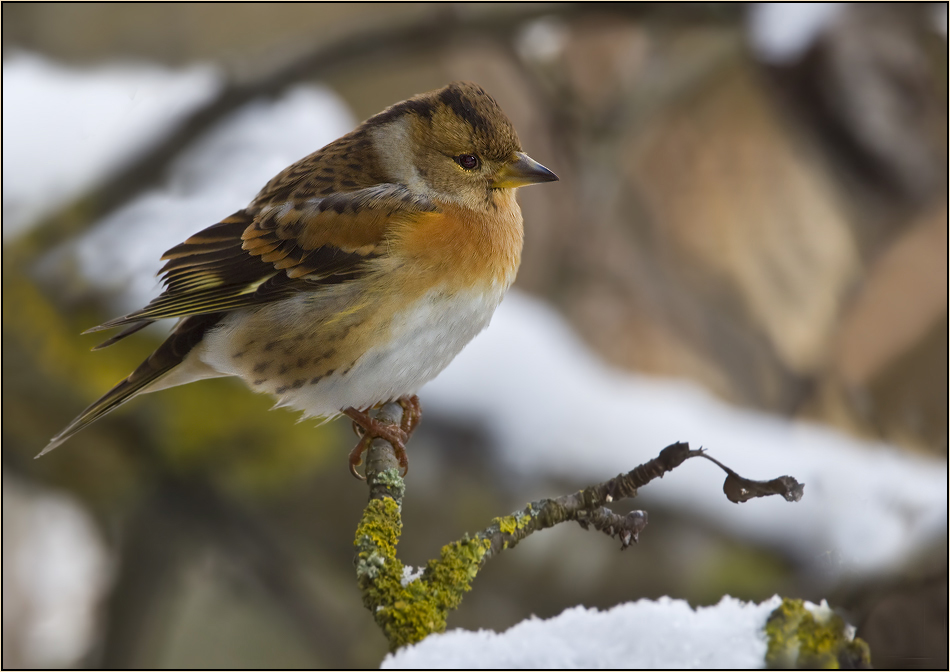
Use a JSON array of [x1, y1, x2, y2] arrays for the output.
[[766, 597, 871, 669]]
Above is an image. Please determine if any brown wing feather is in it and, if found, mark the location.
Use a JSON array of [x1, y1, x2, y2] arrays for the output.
[[86, 184, 437, 338], [248, 129, 386, 207]]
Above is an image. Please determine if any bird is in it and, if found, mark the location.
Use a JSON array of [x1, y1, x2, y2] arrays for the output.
[[40, 81, 558, 477]]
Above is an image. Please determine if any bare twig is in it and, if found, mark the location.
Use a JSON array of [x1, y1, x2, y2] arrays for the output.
[[696, 450, 805, 503], [363, 402, 407, 501]]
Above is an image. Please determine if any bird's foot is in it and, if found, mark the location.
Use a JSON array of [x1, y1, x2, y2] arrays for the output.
[[344, 405, 411, 480]]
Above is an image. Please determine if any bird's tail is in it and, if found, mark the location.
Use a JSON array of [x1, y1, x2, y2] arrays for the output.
[[37, 313, 222, 457]]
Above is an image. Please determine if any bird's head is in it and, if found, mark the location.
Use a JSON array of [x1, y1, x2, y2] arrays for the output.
[[366, 81, 558, 209]]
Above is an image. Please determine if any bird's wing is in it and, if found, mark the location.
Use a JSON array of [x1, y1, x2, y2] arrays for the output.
[[87, 184, 437, 341]]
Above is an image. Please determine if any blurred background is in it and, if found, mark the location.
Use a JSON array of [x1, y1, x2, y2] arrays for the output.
[[2, 3, 947, 668]]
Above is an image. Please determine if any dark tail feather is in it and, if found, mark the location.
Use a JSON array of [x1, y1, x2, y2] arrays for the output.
[[91, 320, 152, 350], [37, 355, 174, 457], [38, 314, 222, 457]]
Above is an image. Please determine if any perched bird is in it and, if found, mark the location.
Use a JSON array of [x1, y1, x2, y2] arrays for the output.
[[40, 81, 558, 477]]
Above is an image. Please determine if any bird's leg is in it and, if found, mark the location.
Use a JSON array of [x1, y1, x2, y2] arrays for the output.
[[397, 394, 422, 437], [344, 406, 410, 480]]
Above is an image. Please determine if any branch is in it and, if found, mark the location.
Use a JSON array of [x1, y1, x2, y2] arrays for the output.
[[353, 417, 804, 650]]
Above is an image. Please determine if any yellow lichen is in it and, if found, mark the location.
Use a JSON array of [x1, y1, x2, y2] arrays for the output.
[[354, 494, 492, 651], [765, 597, 871, 669], [424, 536, 491, 610], [492, 515, 519, 535]]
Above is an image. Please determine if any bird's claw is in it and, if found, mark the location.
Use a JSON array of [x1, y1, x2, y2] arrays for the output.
[[348, 434, 372, 480], [344, 404, 413, 480]]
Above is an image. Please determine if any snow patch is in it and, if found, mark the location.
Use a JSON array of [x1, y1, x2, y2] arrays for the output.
[[747, 3, 844, 64], [384, 595, 782, 669], [2, 52, 221, 238]]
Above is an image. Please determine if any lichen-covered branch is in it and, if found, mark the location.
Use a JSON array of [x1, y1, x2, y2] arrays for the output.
[[353, 412, 804, 651]]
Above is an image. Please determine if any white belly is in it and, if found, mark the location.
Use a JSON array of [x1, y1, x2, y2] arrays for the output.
[[303, 288, 503, 413], [195, 284, 507, 419]]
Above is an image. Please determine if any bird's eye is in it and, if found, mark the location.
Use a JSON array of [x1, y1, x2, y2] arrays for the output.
[[455, 154, 480, 170]]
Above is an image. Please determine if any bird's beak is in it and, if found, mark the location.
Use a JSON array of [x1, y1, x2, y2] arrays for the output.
[[492, 152, 559, 189]]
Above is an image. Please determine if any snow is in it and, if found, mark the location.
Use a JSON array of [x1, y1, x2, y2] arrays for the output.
[[401, 564, 426, 587], [383, 595, 782, 669], [516, 17, 569, 65], [2, 475, 112, 668], [2, 52, 222, 239], [746, 3, 844, 64]]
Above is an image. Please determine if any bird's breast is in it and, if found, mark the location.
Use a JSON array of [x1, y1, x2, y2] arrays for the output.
[[392, 193, 525, 292]]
